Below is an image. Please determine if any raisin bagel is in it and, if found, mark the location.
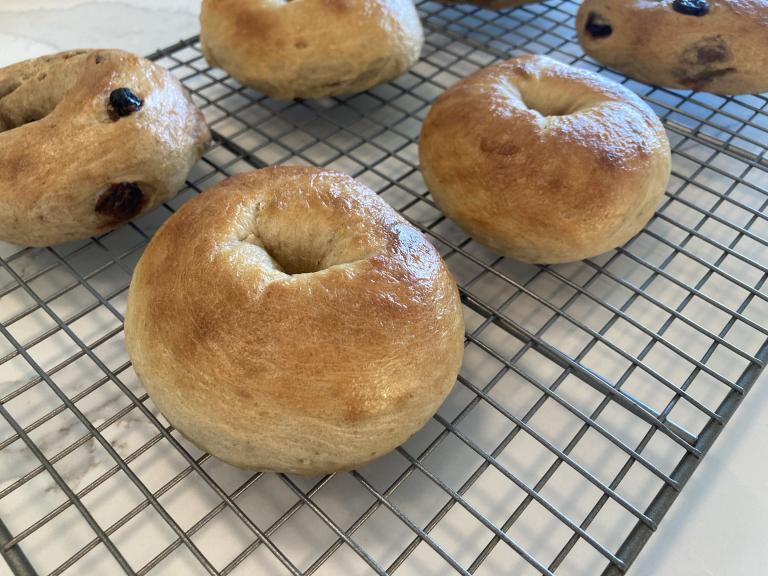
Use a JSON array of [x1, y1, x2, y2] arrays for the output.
[[124, 167, 465, 475], [200, 0, 424, 100], [0, 49, 210, 247], [419, 55, 671, 264], [577, 0, 768, 94]]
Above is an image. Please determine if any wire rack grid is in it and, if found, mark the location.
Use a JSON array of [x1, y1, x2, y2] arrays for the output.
[[2, 1, 768, 575]]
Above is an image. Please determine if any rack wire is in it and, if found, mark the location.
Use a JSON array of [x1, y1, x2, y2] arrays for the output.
[[2, 0, 768, 574]]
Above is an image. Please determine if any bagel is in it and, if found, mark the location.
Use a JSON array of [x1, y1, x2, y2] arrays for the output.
[[199, 0, 424, 100], [124, 167, 465, 475], [0, 50, 210, 247], [419, 55, 671, 264], [576, 0, 768, 94]]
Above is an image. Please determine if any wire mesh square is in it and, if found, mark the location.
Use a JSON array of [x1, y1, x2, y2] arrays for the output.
[[2, 0, 768, 575]]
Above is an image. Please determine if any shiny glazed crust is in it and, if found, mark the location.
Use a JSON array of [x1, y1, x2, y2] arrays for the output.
[[0, 50, 210, 247], [576, 0, 768, 94], [124, 167, 465, 475], [199, 0, 424, 100], [419, 55, 671, 264]]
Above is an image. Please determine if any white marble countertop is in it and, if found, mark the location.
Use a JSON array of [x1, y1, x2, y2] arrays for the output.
[[0, 0, 200, 68], [0, 2, 766, 575]]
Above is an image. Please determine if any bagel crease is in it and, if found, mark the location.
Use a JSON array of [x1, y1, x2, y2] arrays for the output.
[[124, 167, 465, 475], [199, 0, 424, 100], [419, 54, 671, 264], [577, 0, 768, 94], [0, 49, 210, 247]]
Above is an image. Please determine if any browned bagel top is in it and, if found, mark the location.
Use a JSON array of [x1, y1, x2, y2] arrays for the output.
[[419, 55, 671, 263], [200, 0, 424, 99], [124, 167, 465, 473]]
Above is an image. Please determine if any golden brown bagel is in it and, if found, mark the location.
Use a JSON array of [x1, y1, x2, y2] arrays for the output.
[[0, 49, 210, 247], [124, 167, 465, 475], [419, 55, 671, 264], [576, 0, 768, 94], [200, 0, 424, 100]]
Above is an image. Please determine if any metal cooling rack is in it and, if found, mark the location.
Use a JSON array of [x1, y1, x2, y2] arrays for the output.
[[2, 0, 768, 574]]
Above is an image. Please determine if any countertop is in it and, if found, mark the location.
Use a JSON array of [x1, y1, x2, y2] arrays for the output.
[[0, 1, 766, 575]]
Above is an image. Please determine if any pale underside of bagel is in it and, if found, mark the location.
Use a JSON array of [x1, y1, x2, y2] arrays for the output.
[[419, 54, 672, 264], [576, 0, 768, 95], [0, 49, 210, 246], [124, 167, 465, 475], [199, 0, 424, 100]]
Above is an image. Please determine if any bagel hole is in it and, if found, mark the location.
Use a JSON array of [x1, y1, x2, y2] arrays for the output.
[[265, 245, 324, 275], [0, 80, 63, 132], [0, 79, 21, 100], [239, 200, 378, 276], [241, 235, 328, 275], [0, 107, 51, 132], [241, 220, 372, 276], [520, 90, 579, 117], [519, 85, 582, 118], [0, 53, 92, 133], [503, 79, 579, 117]]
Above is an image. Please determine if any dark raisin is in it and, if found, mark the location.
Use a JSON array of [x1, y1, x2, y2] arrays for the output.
[[672, 0, 709, 16], [697, 44, 727, 63], [680, 36, 730, 65], [585, 12, 612, 38], [109, 88, 143, 118], [94, 54, 106, 64], [95, 183, 145, 221]]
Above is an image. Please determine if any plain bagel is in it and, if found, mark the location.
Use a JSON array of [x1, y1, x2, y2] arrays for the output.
[[124, 167, 465, 475], [576, 0, 768, 94], [419, 55, 671, 264], [200, 0, 424, 100], [0, 49, 210, 247]]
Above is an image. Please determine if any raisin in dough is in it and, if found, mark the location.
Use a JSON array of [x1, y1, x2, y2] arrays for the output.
[[577, 0, 768, 94]]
